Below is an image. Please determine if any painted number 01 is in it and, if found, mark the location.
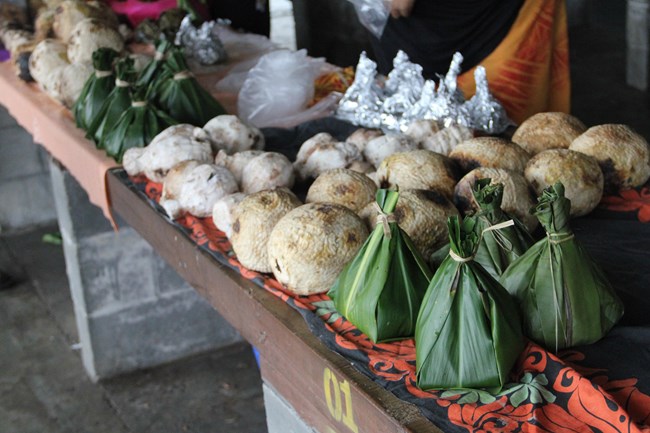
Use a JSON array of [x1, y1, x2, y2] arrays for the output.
[[323, 368, 359, 433]]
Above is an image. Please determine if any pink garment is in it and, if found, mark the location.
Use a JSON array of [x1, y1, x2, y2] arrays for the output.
[[107, 0, 178, 27]]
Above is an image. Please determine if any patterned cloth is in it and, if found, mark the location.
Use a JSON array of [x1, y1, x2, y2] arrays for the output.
[[457, 0, 571, 124]]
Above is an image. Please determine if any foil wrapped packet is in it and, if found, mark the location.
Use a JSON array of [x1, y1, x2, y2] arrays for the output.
[[335, 50, 511, 134], [175, 16, 227, 65]]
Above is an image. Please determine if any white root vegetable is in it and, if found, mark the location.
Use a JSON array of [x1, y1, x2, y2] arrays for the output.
[[512, 112, 587, 155], [29, 39, 68, 94], [345, 128, 383, 153], [294, 132, 362, 180], [52, 61, 93, 108], [421, 123, 473, 155], [123, 124, 214, 183], [569, 124, 650, 192], [449, 136, 530, 174], [230, 189, 301, 273], [404, 119, 441, 146], [525, 149, 603, 217], [67, 18, 124, 65], [306, 168, 377, 212], [203, 114, 265, 154], [363, 133, 417, 168], [267, 203, 368, 295], [241, 152, 295, 194], [212, 193, 246, 238], [53, 0, 118, 42], [161, 162, 238, 219], [214, 149, 264, 186], [376, 149, 458, 199]]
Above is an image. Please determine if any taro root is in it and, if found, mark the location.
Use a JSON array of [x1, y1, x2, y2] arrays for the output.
[[454, 167, 537, 232], [420, 123, 473, 156], [160, 162, 238, 219], [404, 119, 441, 146], [569, 124, 650, 192], [123, 124, 213, 183], [306, 168, 377, 212], [359, 189, 459, 258], [241, 152, 295, 194], [512, 112, 587, 155], [67, 18, 124, 64], [212, 193, 246, 238], [294, 133, 362, 180], [267, 203, 368, 295], [203, 114, 265, 154], [28, 39, 68, 93], [346, 128, 383, 153], [525, 149, 603, 217], [376, 149, 458, 199], [230, 188, 301, 273], [363, 133, 417, 168], [214, 149, 264, 186], [51, 62, 93, 108], [449, 136, 530, 174], [53, 0, 119, 42]]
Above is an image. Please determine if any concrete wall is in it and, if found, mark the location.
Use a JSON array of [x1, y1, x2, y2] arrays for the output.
[[0, 106, 57, 231], [49, 161, 242, 381]]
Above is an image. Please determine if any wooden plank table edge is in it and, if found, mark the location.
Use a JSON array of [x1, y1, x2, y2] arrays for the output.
[[107, 169, 444, 433]]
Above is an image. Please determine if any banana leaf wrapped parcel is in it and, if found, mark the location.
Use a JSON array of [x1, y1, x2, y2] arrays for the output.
[[136, 39, 172, 89], [73, 47, 120, 130], [154, 48, 226, 125], [499, 182, 624, 352], [432, 179, 535, 279], [100, 85, 177, 162], [416, 215, 525, 392], [86, 57, 137, 145], [328, 189, 433, 343]]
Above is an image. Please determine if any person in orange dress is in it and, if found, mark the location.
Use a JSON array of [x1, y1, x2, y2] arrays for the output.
[[373, 0, 570, 125]]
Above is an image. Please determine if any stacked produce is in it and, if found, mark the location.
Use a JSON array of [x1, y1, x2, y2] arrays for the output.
[[329, 189, 432, 343]]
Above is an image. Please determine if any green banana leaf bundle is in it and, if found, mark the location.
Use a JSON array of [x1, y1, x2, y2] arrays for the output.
[[328, 189, 433, 343], [431, 179, 535, 279], [86, 57, 138, 146], [499, 182, 624, 352], [100, 85, 177, 162], [136, 39, 172, 89], [153, 48, 226, 125], [73, 48, 120, 131], [416, 215, 525, 392]]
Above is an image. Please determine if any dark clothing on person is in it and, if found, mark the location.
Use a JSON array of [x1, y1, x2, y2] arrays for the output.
[[208, 0, 270, 37], [370, 0, 524, 78]]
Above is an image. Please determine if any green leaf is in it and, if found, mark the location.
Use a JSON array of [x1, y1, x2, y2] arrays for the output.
[[73, 48, 120, 130], [458, 392, 479, 405], [510, 388, 529, 407], [328, 189, 432, 343], [416, 215, 525, 392], [500, 182, 624, 351], [153, 48, 226, 125]]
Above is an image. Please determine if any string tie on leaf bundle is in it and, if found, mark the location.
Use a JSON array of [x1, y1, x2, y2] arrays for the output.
[[95, 70, 112, 78], [373, 202, 396, 239], [115, 79, 131, 87], [131, 101, 147, 107], [547, 232, 575, 244], [174, 70, 193, 80], [449, 220, 515, 263]]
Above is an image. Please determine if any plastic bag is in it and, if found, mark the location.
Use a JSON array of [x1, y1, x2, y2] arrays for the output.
[[238, 49, 325, 128], [346, 0, 390, 39]]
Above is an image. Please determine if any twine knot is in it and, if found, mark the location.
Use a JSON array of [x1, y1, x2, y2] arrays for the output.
[[372, 202, 396, 239], [449, 219, 515, 263], [95, 70, 112, 78], [173, 70, 193, 80]]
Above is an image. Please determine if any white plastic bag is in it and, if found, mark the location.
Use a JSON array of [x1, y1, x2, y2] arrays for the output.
[[347, 0, 390, 39], [238, 49, 325, 128]]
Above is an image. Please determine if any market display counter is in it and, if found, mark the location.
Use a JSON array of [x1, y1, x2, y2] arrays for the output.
[[2, 47, 650, 433]]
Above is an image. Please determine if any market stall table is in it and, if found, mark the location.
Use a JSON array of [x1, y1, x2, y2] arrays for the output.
[[2, 50, 650, 433]]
